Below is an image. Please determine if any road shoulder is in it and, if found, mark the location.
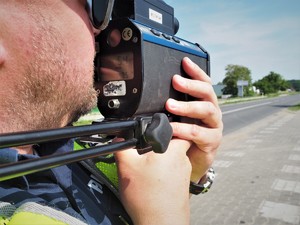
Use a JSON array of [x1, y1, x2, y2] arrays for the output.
[[190, 109, 300, 225]]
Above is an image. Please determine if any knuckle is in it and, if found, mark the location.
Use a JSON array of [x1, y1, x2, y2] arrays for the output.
[[205, 74, 212, 84], [210, 128, 223, 151], [216, 109, 224, 129], [206, 102, 217, 117], [215, 129, 223, 146], [191, 124, 201, 139], [204, 83, 215, 97], [207, 83, 215, 94]]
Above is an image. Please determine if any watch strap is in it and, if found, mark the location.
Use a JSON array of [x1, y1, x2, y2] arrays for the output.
[[189, 167, 215, 195]]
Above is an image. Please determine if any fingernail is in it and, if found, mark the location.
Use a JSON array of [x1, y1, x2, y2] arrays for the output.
[[185, 57, 193, 65], [176, 75, 186, 86], [168, 98, 178, 110]]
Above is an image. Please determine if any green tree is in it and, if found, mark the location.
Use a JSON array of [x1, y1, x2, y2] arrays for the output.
[[222, 65, 252, 96], [287, 80, 300, 91], [253, 71, 289, 94]]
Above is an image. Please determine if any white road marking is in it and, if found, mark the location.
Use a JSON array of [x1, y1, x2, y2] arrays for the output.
[[293, 146, 300, 152], [213, 160, 233, 168], [259, 200, 300, 224], [222, 151, 245, 157], [289, 154, 300, 161], [272, 179, 300, 193], [222, 102, 272, 115], [281, 165, 300, 174]]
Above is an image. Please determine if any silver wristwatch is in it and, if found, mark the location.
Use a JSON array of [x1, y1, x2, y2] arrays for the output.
[[189, 167, 215, 195]]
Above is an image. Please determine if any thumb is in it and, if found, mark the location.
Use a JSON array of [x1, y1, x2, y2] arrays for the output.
[[114, 147, 141, 165], [112, 137, 140, 164]]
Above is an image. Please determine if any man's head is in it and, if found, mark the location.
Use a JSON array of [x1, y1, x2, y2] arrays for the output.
[[0, 0, 99, 133]]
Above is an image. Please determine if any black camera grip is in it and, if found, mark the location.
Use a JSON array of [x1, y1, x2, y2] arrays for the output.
[[144, 113, 173, 154]]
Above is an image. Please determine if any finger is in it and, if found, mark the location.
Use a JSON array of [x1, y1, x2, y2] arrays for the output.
[[114, 148, 141, 165], [170, 122, 223, 152], [172, 74, 218, 106], [166, 98, 222, 128], [182, 57, 211, 84], [114, 139, 192, 164], [167, 138, 192, 155]]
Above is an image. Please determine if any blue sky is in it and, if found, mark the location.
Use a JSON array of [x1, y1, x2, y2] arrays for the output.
[[165, 0, 300, 84]]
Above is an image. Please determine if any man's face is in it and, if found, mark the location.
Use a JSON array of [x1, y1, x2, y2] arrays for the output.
[[0, 0, 98, 133]]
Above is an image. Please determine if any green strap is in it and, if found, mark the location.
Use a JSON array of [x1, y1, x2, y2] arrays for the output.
[[74, 140, 119, 189]]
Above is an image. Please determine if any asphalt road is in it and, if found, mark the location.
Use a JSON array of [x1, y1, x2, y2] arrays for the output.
[[190, 93, 300, 225], [221, 94, 300, 135]]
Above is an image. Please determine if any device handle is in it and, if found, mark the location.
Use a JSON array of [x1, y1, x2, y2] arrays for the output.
[[144, 113, 172, 153]]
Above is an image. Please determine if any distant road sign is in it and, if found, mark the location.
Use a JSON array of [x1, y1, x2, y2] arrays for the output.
[[237, 80, 249, 86]]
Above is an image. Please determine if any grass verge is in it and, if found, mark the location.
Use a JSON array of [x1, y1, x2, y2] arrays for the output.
[[288, 103, 300, 111]]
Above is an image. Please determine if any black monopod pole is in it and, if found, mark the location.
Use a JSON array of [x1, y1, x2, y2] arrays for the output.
[[0, 139, 137, 181], [0, 120, 138, 181], [0, 113, 173, 181], [0, 120, 137, 148]]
